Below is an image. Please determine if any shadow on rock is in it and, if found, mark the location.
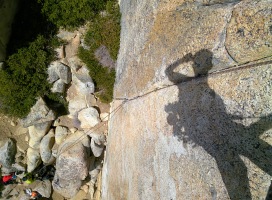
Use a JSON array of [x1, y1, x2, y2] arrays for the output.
[[165, 49, 272, 199]]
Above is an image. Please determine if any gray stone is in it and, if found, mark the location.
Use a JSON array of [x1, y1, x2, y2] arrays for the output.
[[55, 62, 72, 84], [95, 45, 116, 69], [100, 112, 109, 122], [21, 98, 56, 127], [27, 147, 41, 172], [52, 173, 82, 199], [40, 129, 55, 164], [87, 131, 106, 146], [67, 56, 82, 71], [51, 79, 66, 93], [28, 121, 52, 149], [53, 132, 90, 198], [11, 162, 25, 172], [55, 126, 69, 145], [57, 30, 76, 41], [68, 99, 87, 118], [56, 139, 89, 181], [72, 67, 95, 95], [90, 138, 105, 157], [34, 180, 52, 198], [47, 62, 59, 83], [0, 138, 16, 168], [78, 107, 101, 129]]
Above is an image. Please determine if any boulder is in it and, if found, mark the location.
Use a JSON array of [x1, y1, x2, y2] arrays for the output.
[[0, 138, 16, 168], [65, 33, 80, 58], [67, 56, 82, 71], [90, 138, 105, 157], [40, 129, 55, 164], [56, 140, 89, 181], [51, 79, 66, 93], [52, 174, 82, 199], [57, 30, 76, 41], [68, 99, 87, 117], [28, 121, 52, 149], [95, 45, 116, 69], [27, 147, 41, 172], [47, 62, 59, 84], [87, 131, 107, 145], [55, 62, 72, 84], [72, 68, 95, 95], [34, 180, 52, 198], [78, 107, 101, 129], [21, 98, 56, 127], [53, 132, 90, 198], [11, 162, 26, 172], [55, 126, 69, 145], [100, 112, 109, 122]]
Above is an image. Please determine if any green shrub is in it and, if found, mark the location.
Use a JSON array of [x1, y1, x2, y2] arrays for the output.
[[38, 0, 108, 29], [78, 47, 115, 103], [84, 1, 121, 60], [78, 1, 120, 103], [0, 35, 54, 117]]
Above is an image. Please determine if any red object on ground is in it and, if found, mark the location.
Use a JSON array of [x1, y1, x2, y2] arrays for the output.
[[2, 174, 13, 183]]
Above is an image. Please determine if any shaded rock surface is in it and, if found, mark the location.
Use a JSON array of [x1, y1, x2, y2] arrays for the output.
[[0, 138, 16, 168], [103, 0, 272, 200]]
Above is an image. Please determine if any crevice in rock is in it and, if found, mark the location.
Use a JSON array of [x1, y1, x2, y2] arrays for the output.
[[224, 8, 238, 64]]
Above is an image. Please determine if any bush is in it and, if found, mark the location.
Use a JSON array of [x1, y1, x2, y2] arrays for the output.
[[0, 35, 54, 117], [78, 47, 116, 103], [78, 1, 120, 103], [84, 1, 121, 60], [38, 0, 108, 29]]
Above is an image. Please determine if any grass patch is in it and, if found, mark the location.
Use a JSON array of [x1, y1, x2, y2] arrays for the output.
[[78, 1, 121, 103]]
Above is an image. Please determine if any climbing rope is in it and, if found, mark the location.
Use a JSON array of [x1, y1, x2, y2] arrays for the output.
[[58, 57, 272, 155]]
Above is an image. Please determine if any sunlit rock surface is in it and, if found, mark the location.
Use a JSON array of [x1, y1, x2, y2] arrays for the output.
[[103, 0, 272, 199]]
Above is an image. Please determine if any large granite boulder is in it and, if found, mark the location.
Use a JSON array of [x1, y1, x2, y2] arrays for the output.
[[40, 129, 55, 164], [21, 98, 56, 127], [53, 131, 90, 198], [0, 138, 16, 168], [55, 126, 69, 145], [27, 147, 41, 172], [28, 121, 52, 149], [78, 107, 101, 129]]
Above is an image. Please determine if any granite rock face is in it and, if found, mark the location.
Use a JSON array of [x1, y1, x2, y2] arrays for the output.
[[103, 0, 272, 199]]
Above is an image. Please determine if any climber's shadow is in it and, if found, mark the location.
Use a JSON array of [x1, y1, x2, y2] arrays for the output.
[[165, 49, 272, 199]]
